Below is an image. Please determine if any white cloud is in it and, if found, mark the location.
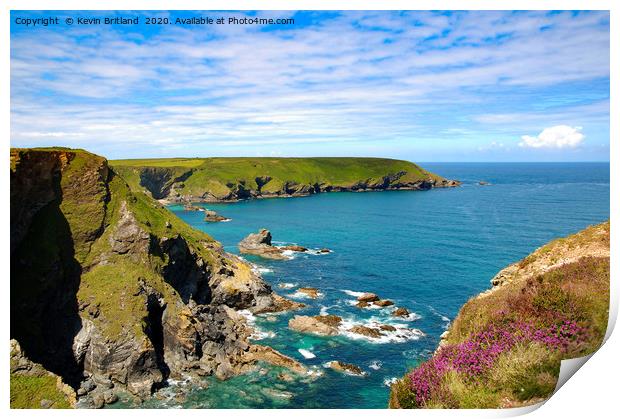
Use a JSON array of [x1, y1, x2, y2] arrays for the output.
[[519, 125, 585, 149]]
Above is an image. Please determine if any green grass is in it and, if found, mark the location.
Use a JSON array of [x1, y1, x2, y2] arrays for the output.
[[10, 374, 71, 409], [111, 157, 446, 200]]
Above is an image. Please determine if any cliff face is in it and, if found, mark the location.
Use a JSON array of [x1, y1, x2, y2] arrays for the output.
[[112, 157, 459, 202], [10, 148, 303, 408], [389, 222, 610, 409]]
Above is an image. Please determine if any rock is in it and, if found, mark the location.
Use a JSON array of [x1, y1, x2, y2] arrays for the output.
[[379, 324, 397, 331], [92, 393, 105, 409], [327, 361, 365, 376], [357, 293, 380, 303], [288, 315, 341, 336], [242, 345, 308, 375], [238, 229, 289, 260], [183, 204, 202, 211], [103, 390, 118, 404], [392, 307, 410, 317], [280, 245, 308, 252], [356, 301, 370, 308], [373, 299, 394, 307], [80, 378, 96, 393], [40, 399, 54, 408], [204, 209, 230, 222], [348, 325, 384, 338], [319, 248, 331, 253], [257, 294, 305, 313], [109, 201, 151, 256], [478, 181, 490, 186], [315, 315, 342, 327], [297, 287, 320, 299]]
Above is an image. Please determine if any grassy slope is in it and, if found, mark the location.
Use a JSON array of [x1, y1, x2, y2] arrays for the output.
[[112, 157, 446, 199], [390, 222, 610, 409], [10, 375, 71, 409]]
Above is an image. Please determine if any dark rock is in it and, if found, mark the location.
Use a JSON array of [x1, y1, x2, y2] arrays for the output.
[[373, 299, 394, 307], [357, 293, 380, 303], [204, 209, 230, 222], [297, 287, 320, 298], [348, 325, 384, 338], [327, 361, 364, 376], [379, 324, 397, 331], [392, 307, 410, 318], [280, 245, 308, 252]]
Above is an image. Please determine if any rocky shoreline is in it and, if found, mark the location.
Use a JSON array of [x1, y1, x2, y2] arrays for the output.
[[159, 177, 461, 204], [9, 149, 309, 409]]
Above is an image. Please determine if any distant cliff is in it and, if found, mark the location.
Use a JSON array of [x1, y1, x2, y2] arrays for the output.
[[111, 157, 459, 202], [389, 222, 610, 409], [10, 148, 304, 409]]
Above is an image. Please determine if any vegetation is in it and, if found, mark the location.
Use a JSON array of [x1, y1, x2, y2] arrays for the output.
[[111, 157, 447, 200], [10, 374, 71, 409], [390, 223, 610, 409]]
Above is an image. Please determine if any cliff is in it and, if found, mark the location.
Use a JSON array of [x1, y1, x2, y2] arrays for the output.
[[10, 148, 303, 409], [111, 157, 459, 202], [389, 222, 610, 409]]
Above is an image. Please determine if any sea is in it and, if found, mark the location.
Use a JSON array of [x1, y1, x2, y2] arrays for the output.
[[138, 162, 610, 408]]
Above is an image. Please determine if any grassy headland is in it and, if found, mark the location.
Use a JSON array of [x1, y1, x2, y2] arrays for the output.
[[389, 222, 610, 409], [111, 157, 458, 202]]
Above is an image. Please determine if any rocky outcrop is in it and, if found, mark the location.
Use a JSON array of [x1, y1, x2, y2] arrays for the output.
[[355, 292, 394, 309], [392, 308, 410, 318], [238, 229, 291, 260], [296, 287, 321, 299], [10, 148, 303, 408], [288, 315, 342, 336], [348, 325, 384, 338], [204, 209, 230, 222], [325, 360, 365, 376]]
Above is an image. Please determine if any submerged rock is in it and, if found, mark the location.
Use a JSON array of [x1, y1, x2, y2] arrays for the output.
[[373, 299, 394, 307]]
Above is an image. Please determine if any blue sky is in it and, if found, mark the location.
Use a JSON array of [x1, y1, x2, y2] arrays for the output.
[[10, 10, 610, 161]]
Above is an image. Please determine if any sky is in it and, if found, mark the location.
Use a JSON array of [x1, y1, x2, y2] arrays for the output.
[[10, 10, 610, 161]]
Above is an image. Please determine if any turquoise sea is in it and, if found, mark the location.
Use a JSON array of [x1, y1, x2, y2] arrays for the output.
[[152, 163, 609, 408]]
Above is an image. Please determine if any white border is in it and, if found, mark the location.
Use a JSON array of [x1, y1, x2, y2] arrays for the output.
[[2, 1, 616, 419]]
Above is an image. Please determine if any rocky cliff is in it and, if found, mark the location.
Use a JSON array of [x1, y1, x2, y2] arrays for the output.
[[389, 222, 610, 409], [111, 157, 459, 203], [10, 148, 303, 408]]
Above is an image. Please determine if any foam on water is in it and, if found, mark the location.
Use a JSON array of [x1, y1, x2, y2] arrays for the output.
[[341, 289, 366, 297], [383, 377, 398, 387], [238, 309, 276, 340], [298, 349, 316, 359], [369, 360, 382, 370]]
